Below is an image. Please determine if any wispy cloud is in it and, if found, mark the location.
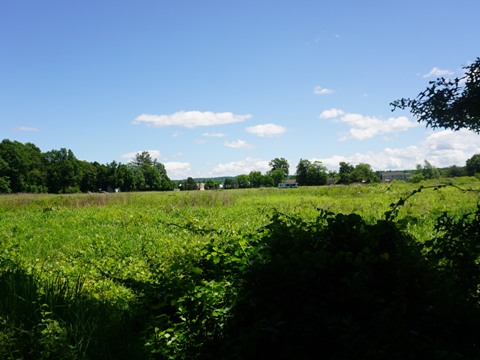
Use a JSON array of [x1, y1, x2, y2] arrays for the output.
[[211, 157, 270, 176], [313, 86, 334, 95], [202, 132, 226, 137], [319, 108, 345, 119], [224, 139, 255, 149], [245, 123, 287, 137], [320, 108, 418, 140], [132, 111, 252, 128], [423, 66, 454, 78], [13, 126, 39, 132]]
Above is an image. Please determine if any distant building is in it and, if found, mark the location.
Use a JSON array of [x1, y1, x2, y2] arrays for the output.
[[379, 171, 412, 182], [278, 179, 299, 188], [106, 186, 121, 193]]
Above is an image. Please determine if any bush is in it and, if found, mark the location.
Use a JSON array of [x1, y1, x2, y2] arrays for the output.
[[143, 198, 480, 359]]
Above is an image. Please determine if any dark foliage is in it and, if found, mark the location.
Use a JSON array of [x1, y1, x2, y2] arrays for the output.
[[0, 268, 142, 359], [391, 58, 480, 133], [0, 139, 174, 193], [138, 189, 480, 359], [215, 209, 480, 359]]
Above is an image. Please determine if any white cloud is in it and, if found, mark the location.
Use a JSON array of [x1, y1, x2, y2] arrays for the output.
[[172, 131, 183, 138], [423, 66, 454, 78], [320, 108, 418, 140], [14, 126, 39, 132], [211, 157, 270, 176], [164, 162, 191, 179], [245, 123, 287, 137], [224, 139, 255, 149], [195, 139, 206, 144], [314, 86, 334, 95], [319, 108, 345, 119], [132, 111, 252, 128], [120, 150, 162, 162], [317, 129, 480, 171], [202, 132, 226, 137]]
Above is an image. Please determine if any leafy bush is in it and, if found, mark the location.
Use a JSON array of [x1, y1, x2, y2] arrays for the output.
[[141, 200, 480, 359]]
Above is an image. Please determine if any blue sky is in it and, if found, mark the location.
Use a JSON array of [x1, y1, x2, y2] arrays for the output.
[[1, 0, 479, 179]]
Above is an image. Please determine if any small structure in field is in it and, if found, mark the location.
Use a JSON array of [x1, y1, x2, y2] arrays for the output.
[[379, 171, 412, 182], [278, 179, 299, 189]]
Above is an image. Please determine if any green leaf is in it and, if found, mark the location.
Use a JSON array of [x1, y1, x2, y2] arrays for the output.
[[191, 266, 203, 275]]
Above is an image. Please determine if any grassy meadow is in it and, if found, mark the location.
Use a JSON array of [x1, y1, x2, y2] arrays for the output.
[[1, 177, 479, 359]]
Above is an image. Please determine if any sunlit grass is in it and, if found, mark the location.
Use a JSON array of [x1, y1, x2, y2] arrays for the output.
[[1, 177, 478, 287]]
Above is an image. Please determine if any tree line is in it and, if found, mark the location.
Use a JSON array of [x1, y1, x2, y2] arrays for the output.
[[222, 156, 479, 190], [0, 140, 174, 194], [1, 138, 479, 194]]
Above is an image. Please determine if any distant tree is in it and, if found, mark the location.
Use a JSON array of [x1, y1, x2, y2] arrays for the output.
[[267, 168, 286, 186], [0, 156, 11, 193], [338, 162, 354, 184], [350, 163, 379, 183], [307, 161, 327, 186], [391, 57, 480, 133], [182, 177, 197, 191], [0, 140, 45, 192], [0, 177, 10, 193], [132, 151, 154, 167], [79, 161, 98, 192], [130, 165, 146, 190], [128, 151, 172, 191], [223, 177, 238, 189], [141, 164, 161, 190], [23, 142, 47, 192], [115, 164, 134, 191], [466, 154, 480, 176], [269, 157, 289, 178], [204, 179, 219, 190], [409, 160, 440, 183], [262, 174, 274, 187], [249, 171, 263, 188], [92, 162, 112, 191], [296, 159, 327, 186], [445, 165, 467, 178], [44, 148, 82, 193], [295, 159, 310, 186], [422, 160, 441, 180], [106, 161, 120, 189], [236, 174, 251, 188], [154, 162, 174, 190], [0, 140, 26, 192]]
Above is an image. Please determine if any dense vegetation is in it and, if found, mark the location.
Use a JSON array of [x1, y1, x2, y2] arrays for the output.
[[0, 141, 174, 194], [1, 178, 479, 358]]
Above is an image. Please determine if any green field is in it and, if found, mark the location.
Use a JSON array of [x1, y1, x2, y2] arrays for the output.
[[1, 178, 479, 359]]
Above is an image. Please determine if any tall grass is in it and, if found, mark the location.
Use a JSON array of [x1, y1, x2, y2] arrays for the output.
[[0, 177, 478, 358]]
